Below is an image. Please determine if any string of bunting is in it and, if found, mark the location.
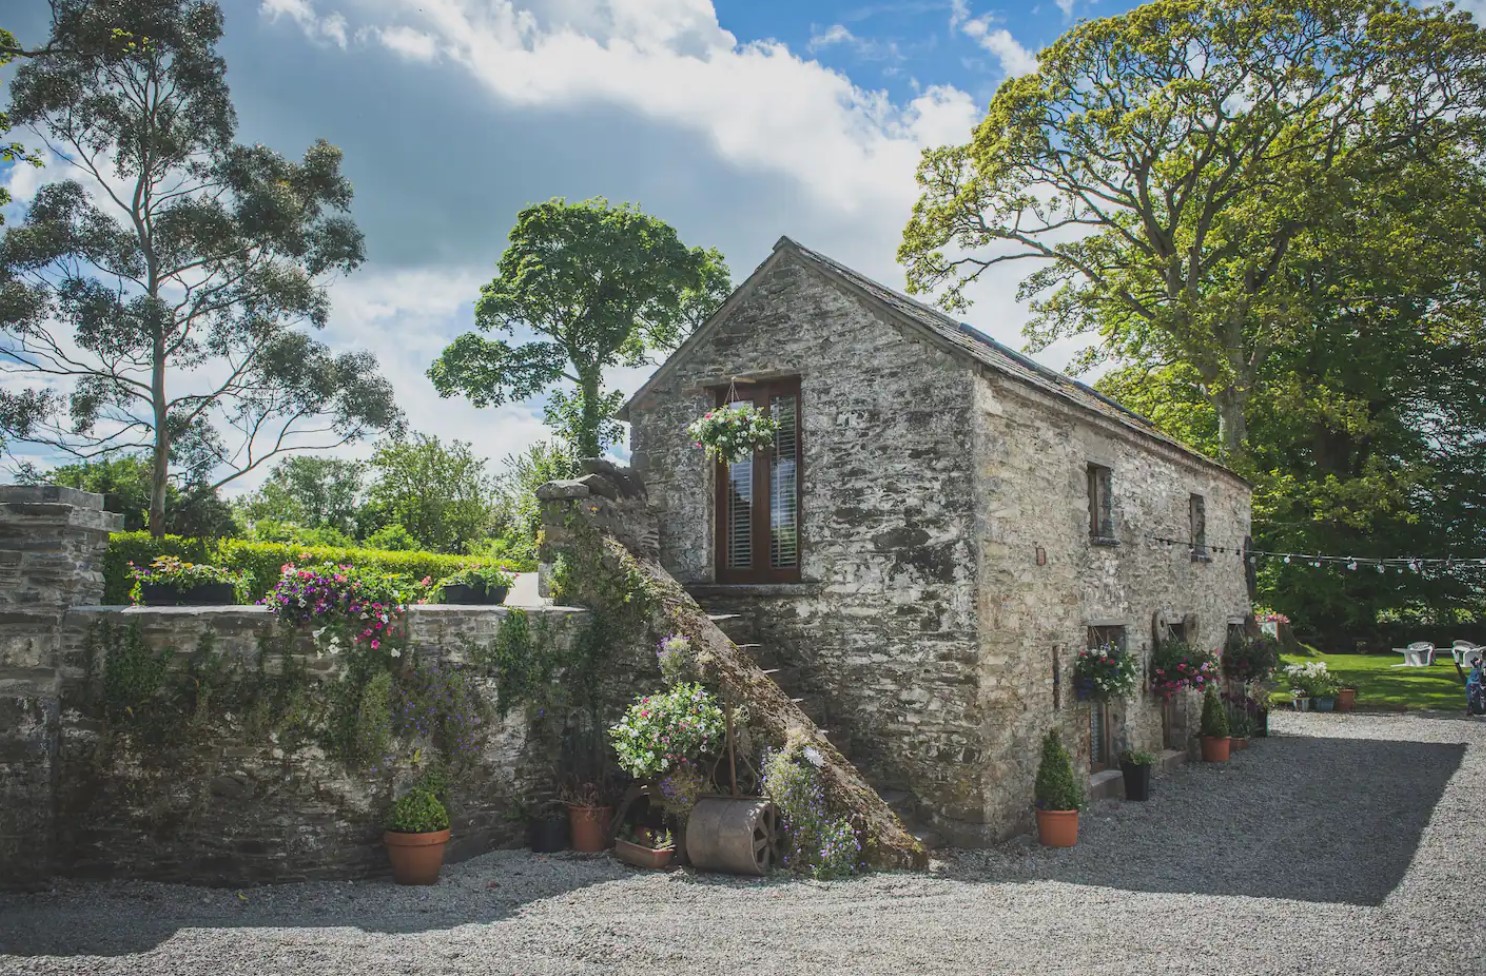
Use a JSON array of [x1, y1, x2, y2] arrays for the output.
[[1146, 534, 1486, 574]]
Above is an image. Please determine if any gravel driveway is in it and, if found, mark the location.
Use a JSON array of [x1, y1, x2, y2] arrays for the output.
[[3, 712, 1483, 976]]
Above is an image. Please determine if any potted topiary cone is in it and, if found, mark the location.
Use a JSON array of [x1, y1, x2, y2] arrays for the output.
[[1034, 728, 1084, 847], [384, 786, 452, 885], [1199, 687, 1231, 763]]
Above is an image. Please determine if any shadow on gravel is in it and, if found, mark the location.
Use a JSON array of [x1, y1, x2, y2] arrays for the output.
[[0, 850, 649, 958], [946, 734, 1465, 907]]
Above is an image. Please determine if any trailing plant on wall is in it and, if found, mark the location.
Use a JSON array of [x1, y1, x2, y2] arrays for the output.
[[761, 742, 860, 880]]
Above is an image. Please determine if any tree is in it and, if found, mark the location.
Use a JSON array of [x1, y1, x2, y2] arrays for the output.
[[236, 455, 364, 538], [363, 434, 494, 554], [428, 198, 730, 459], [1097, 154, 1486, 642], [17, 453, 236, 536], [900, 0, 1486, 458], [493, 439, 577, 550], [0, 0, 401, 535]]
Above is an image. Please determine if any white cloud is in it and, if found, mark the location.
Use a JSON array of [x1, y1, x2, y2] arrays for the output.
[[260, 0, 349, 48], [239, 1, 1059, 468], [952, 4, 1038, 77], [809, 23, 856, 51], [1056, 0, 1076, 20], [374, 25, 440, 61]]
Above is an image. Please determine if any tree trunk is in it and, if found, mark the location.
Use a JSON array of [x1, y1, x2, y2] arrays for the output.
[[1213, 385, 1250, 461], [148, 342, 169, 538], [576, 368, 603, 460]]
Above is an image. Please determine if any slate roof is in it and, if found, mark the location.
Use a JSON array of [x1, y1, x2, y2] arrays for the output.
[[623, 236, 1242, 483]]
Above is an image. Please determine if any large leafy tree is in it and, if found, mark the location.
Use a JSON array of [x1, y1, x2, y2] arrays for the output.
[[16, 453, 236, 536], [1098, 153, 1486, 642], [0, 0, 401, 535], [900, 0, 1486, 459], [362, 434, 494, 554], [236, 455, 365, 538], [429, 198, 730, 459]]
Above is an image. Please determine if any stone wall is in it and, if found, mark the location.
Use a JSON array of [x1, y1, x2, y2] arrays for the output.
[[0, 486, 122, 887], [48, 603, 588, 886], [0, 486, 597, 888], [967, 370, 1252, 839], [627, 255, 986, 828]]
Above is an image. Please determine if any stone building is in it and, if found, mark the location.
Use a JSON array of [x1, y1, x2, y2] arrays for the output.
[[621, 238, 1253, 844]]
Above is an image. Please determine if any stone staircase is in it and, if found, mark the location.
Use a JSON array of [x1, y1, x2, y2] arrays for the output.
[[705, 609, 943, 850]]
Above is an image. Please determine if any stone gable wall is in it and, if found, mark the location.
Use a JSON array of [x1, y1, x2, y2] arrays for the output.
[[968, 369, 1252, 837], [626, 253, 1253, 845], [627, 256, 987, 823]]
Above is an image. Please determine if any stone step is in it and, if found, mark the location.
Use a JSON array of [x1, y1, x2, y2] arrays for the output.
[[704, 612, 758, 646]]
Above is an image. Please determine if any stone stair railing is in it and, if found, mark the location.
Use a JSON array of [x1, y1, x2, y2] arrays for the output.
[[538, 460, 927, 871]]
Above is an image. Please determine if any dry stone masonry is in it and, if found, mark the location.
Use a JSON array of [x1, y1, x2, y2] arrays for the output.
[[0, 487, 591, 888], [623, 239, 1253, 844]]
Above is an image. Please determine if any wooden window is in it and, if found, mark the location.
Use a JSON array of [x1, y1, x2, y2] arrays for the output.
[[714, 378, 802, 583], [1087, 463, 1114, 541], [1189, 493, 1208, 559], [1086, 626, 1125, 772]]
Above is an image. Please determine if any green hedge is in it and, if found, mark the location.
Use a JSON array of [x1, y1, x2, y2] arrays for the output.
[[105, 533, 515, 605]]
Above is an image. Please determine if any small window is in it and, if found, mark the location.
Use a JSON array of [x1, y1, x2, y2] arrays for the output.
[[1087, 464, 1114, 542], [1189, 494, 1208, 559]]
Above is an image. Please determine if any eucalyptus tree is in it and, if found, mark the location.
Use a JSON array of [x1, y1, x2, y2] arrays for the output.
[[429, 198, 730, 459], [0, 0, 400, 534], [900, 0, 1486, 458]]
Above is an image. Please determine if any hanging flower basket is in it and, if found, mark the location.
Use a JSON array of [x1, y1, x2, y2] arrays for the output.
[[1072, 643, 1139, 702], [687, 403, 779, 464]]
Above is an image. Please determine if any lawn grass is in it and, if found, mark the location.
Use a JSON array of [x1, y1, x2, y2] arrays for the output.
[[1278, 651, 1467, 712]]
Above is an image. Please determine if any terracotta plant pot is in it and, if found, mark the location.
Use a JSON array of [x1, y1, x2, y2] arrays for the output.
[[1035, 808, 1079, 848], [613, 838, 675, 869], [567, 804, 613, 853], [1201, 736, 1231, 763], [1337, 688, 1357, 712], [1231, 736, 1249, 751], [384, 828, 451, 885]]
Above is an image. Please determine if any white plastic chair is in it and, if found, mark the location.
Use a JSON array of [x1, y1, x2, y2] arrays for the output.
[[1402, 641, 1436, 667], [1451, 640, 1481, 666]]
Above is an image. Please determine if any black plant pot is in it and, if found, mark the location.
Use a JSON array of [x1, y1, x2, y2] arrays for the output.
[[440, 583, 510, 606], [1120, 761, 1152, 802], [139, 581, 236, 606], [1253, 708, 1270, 738], [527, 815, 569, 853]]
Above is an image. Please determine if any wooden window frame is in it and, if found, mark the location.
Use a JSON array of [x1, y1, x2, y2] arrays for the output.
[[1087, 463, 1115, 543], [1189, 493, 1209, 560], [713, 377, 803, 584]]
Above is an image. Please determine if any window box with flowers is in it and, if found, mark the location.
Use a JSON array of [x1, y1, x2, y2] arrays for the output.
[[130, 556, 251, 606], [1072, 642, 1140, 701]]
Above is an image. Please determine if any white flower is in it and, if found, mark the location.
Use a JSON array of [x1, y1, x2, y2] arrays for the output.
[[389, 647, 402, 659], [802, 746, 824, 768]]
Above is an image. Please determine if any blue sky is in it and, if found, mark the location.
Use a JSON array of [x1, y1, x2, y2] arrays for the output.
[[4, 0, 1466, 484]]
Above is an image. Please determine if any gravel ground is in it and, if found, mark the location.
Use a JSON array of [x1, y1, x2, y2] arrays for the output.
[[3, 711, 1484, 976]]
